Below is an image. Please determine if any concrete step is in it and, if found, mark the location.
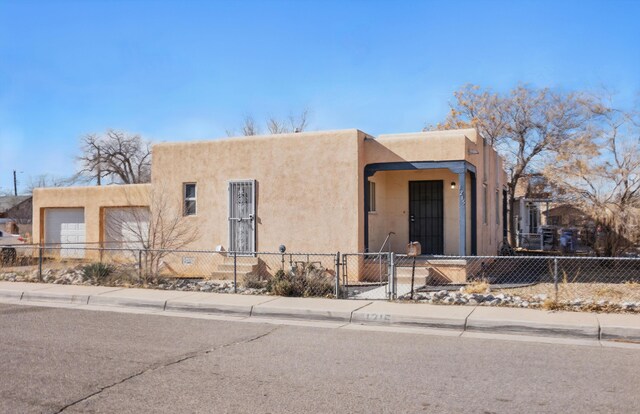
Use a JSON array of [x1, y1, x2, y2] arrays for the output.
[[395, 259, 468, 284]]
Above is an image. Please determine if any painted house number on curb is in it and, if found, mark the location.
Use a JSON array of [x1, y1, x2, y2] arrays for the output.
[[363, 313, 392, 323]]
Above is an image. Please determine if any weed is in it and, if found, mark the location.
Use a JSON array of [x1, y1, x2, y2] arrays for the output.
[[82, 262, 114, 283], [463, 280, 490, 294], [242, 272, 266, 289], [541, 298, 562, 311]]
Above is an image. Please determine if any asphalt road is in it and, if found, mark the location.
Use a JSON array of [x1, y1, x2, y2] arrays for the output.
[[1, 303, 639, 414]]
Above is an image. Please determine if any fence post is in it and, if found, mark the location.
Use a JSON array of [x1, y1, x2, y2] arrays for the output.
[[553, 257, 559, 302], [138, 250, 142, 280], [233, 251, 237, 293], [335, 252, 340, 299], [388, 252, 396, 300], [38, 245, 43, 282]]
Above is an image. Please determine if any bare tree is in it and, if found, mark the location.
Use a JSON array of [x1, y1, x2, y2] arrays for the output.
[[78, 130, 152, 184], [227, 110, 310, 136], [546, 102, 640, 256], [435, 84, 601, 246], [104, 185, 200, 280], [26, 173, 85, 193], [266, 109, 309, 134]]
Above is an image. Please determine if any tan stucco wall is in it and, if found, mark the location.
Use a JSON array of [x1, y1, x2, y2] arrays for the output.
[[151, 129, 362, 254], [364, 128, 477, 165], [31, 127, 505, 261], [32, 184, 151, 246]]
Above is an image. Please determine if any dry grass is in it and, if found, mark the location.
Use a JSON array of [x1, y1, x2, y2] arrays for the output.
[[495, 282, 640, 304], [463, 280, 490, 294], [541, 298, 563, 311]]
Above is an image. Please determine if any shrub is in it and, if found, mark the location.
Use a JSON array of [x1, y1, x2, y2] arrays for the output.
[[266, 264, 336, 297], [82, 263, 114, 283], [242, 272, 266, 289]]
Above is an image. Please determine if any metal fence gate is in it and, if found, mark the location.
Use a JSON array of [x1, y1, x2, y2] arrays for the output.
[[341, 252, 394, 300]]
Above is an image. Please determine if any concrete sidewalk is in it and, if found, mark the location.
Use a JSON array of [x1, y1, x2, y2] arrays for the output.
[[1, 281, 638, 342]]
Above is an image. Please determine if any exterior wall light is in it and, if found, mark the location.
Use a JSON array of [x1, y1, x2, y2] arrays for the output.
[[451, 181, 456, 189]]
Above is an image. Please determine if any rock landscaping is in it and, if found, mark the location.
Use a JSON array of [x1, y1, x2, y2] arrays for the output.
[[2, 265, 639, 312], [399, 287, 640, 313], [0, 266, 268, 295]]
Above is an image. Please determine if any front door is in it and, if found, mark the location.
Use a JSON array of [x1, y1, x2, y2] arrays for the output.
[[228, 180, 256, 254], [409, 180, 444, 255]]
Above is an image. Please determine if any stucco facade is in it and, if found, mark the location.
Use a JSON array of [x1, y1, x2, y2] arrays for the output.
[[32, 128, 506, 260], [33, 184, 151, 249]]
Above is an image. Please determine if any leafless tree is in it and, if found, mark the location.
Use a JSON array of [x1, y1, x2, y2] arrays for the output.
[[26, 173, 85, 193], [227, 110, 310, 136], [545, 101, 640, 256], [104, 185, 200, 280], [266, 109, 309, 134], [435, 84, 601, 246], [78, 130, 152, 184]]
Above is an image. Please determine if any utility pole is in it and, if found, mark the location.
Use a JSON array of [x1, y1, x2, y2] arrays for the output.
[[13, 170, 17, 196]]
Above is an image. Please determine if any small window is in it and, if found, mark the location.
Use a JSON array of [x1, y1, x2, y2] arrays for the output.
[[483, 184, 488, 225], [495, 189, 500, 225], [368, 181, 376, 213], [184, 183, 197, 216]]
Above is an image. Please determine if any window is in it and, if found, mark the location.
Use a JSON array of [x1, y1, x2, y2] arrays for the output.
[[496, 189, 500, 225], [368, 181, 376, 213], [528, 204, 539, 233], [482, 184, 488, 224], [184, 183, 197, 216]]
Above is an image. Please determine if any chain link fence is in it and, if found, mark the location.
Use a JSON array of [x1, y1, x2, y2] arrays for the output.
[[1, 244, 639, 309], [392, 254, 640, 309], [0, 244, 340, 298]]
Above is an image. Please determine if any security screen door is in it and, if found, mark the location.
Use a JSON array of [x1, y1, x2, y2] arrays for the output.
[[409, 180, 444, 255], [228, 180, 256, 254]]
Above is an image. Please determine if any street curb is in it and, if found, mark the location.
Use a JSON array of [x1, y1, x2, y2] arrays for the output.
[[21, 291, 90, 305], [597, 314, 640, 342], [0, 290, 24, 300], [164, 301, 253, 317], [1, 282, 638, 342], [464, 320, 599, 339], [87, 295, 168, 310], [350, 302, 470, 331]]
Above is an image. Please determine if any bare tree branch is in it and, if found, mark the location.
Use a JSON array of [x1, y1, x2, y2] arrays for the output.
[[78, 130, 152, 184], [434, 84, 602, 246], [228, 110, 310, 136]]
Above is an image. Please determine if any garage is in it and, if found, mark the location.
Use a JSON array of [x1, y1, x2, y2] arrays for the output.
[[44, 208, 86, 258], [103, 207, 150, 250]]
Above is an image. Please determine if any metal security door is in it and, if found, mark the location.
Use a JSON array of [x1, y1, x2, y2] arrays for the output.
[[228, 180, 256, 254], [409, 180, 444, 255]]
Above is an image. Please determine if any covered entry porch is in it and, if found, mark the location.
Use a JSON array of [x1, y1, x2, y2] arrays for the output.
[[364, 161, 477, 257]]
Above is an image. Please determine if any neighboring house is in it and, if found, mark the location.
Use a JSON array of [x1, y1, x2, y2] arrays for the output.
[[33, 128, 506, 279], [0, 195, 33, 236], [512, 174, 553, 249]]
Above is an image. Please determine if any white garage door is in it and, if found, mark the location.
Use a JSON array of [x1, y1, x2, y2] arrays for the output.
[[45, 208, 85, 258], [104, 207, 150, 250]]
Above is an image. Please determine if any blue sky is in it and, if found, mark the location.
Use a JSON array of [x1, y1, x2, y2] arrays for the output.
[[1, 0, 639, 193]]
